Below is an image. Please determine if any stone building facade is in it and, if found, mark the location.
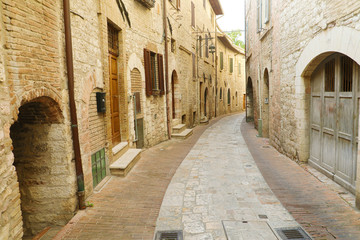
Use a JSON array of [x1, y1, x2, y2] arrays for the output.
[[246, 0, 360, 206], [0, 0, 245, 239]]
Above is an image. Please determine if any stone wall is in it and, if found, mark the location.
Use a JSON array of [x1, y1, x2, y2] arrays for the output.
[[246, 0, 360, 204]]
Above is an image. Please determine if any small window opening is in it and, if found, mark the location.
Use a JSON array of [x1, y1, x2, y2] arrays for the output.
[[325, 59, 335, 92], [341, 56, 353, 92]]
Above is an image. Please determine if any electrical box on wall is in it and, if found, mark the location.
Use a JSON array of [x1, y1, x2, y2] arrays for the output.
[[96, 92, 106, 113]]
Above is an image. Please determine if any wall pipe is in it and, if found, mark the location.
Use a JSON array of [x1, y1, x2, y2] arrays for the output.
[[163, 0, 171, 139], [63, 0, 86, 209]]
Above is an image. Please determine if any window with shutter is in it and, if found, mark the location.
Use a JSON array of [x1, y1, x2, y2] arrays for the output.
[[192, 53, 196, 77], [144, 49, 165, 96], [199, 36, 202, 57], [220, 52, 223, 70], [205, 35, 209, 58]]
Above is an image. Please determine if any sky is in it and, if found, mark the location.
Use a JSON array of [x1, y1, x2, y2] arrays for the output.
[[217, 0, 245, 40]]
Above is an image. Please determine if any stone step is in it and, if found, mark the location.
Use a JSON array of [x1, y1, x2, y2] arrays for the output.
[[112, 142, 129, 163], [200, 118, 209, 125], [172, 124, 186, 134], [110, 149, 142, 177], [171, 128, 193, 139]]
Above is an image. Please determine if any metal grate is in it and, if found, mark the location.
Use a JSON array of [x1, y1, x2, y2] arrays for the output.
[[276, 227, 312, 240], [155, 231, 183, 240]]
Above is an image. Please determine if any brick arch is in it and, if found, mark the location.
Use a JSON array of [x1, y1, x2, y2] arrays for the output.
[[14, 87, 62, 122], [127, 53, 145, 95], [295, 26, 360, 162]]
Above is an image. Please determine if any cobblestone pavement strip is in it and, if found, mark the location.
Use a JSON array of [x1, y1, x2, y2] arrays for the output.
[[53, 115, 225, 240], [155, 114, 300, 239], [241, 117, 360, 240]]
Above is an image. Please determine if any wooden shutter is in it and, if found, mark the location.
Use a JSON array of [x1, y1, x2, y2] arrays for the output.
[[144, 49, 152, 96], [220, 52, 223, 70], [191, 2, 195, 27], [134, 92, 141, 113], [158, 54, 165, 95], [192, 53, 196, 77]]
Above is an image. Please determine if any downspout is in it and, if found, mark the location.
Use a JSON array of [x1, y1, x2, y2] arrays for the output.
[[163, 0, 171, 139], [214, 26, 217, 117], [63, 0, 86, 209]]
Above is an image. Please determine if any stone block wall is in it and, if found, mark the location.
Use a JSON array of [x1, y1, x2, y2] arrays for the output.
[[246, 0, 360, 161]]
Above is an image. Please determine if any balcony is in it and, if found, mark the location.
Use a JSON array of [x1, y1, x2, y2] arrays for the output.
[[135, 0, 155, 9]]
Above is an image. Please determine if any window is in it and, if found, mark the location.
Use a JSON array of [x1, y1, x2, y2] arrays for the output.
[[203, 0, 206, 8], [227, 89, 231, 105], [238, 62, 241, 76], [236, 91, 238, 106], [229, 58, 233, 73], [171, 38, 176, 53], [257, 0, 262, 32], [220, 52, 224, 70], [108, 24, 119, 56], [192, 53, 196, 77], [325, 59, 335, 92], [341, 56, 353, 92], [144, 49, 165, 96], [177, 0, 180, 9], [205, 35, 209, 58], [199, 36, 202, 57], [92, 148, 106, 187], [264, 0, 270, 23], [191, 2, 195, 27], [220, 88, 222, 100]]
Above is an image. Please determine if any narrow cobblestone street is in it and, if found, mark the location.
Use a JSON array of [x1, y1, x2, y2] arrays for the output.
[[54, 113, 360, 239]]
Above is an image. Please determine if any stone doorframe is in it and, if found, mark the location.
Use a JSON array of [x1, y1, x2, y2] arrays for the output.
[[295, 26, 360, 206]]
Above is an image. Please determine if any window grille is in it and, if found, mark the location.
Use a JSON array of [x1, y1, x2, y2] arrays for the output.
[[108, 24, 119, 56], [341, 56, 353, 92], [92, 148, 106, 187], [325, 59, 335, 92]]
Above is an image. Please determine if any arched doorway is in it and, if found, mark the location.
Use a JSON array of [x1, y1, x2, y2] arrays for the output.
[[309, 53, 359, 191], [204, 87, 208, 117], [263, 69, 270, 137], [171, 70, 179, 119], [10, 97, 76, 238], [246, 77, 254, 122]]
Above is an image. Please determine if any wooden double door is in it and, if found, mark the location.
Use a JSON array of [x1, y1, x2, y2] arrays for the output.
[[310, 54, 359, 191]]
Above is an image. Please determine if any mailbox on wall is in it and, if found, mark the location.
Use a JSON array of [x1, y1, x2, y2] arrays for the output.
[[96, 92, 106, 113]]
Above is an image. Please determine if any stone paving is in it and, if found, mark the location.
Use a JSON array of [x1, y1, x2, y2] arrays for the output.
[[241, 117, 360, 240], [53, 116, 223, 240], [155, 114, 300, 239]]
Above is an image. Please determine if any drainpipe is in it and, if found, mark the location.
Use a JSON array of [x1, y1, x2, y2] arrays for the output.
[[63, 0, 86, 209], [163, 0, 171, 139]]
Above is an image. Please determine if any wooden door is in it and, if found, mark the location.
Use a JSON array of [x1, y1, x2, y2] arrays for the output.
[[172, 78, 175, 119], [310, 54, 358, 190], [109, 54, 121, 144]]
